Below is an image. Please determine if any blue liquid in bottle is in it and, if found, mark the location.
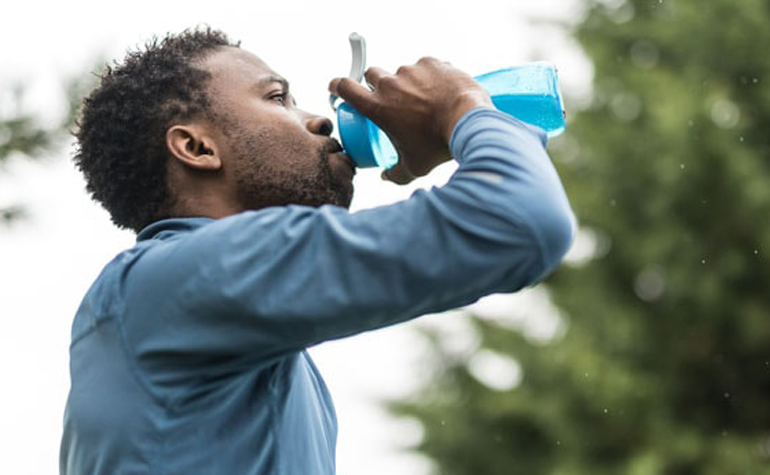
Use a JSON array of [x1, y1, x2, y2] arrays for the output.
[[476, 62, 566, 137], [490, 94, 566, 137], [336, 62, 566, 169]]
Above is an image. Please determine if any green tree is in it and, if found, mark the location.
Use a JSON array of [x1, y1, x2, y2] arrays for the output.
[[392, 1, 770, 474], [0, 77, 88, 223]]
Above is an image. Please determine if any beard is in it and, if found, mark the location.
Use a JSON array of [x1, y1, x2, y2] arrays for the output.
[[233, 140, 354, 212]]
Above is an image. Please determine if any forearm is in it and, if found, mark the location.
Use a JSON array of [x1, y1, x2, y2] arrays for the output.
[[123, 107, 575, 360], [205, 107, 574, 343], [447, 106, 575, 280]]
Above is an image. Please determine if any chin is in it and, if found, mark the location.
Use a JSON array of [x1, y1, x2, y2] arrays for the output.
[[331, 183, 354, 210]]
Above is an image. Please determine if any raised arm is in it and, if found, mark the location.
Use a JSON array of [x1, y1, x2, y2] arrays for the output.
[[120, 59, 575, 367]]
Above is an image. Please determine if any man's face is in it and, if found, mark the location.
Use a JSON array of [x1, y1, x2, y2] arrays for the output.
[[202, 46, 355, 211]]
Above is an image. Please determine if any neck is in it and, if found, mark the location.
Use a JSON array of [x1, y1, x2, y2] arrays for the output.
[[166, 161, 242, 220]]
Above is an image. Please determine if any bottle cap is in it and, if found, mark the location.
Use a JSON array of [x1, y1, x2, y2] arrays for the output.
[[331, 32, 398, 168], [329, 33, 367, 111]]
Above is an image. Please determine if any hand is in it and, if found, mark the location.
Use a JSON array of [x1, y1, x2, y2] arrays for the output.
[[328, 57, 493, 184]]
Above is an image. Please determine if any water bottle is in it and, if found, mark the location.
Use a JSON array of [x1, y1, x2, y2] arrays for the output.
[[336, 62, 566, 169]]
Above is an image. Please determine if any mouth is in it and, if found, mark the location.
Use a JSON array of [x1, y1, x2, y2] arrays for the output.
[[325, 139, 357, 174], [325, 138, 344, 154]]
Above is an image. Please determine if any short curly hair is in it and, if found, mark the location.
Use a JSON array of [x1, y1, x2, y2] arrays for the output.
[[74, 27, 240, 232]]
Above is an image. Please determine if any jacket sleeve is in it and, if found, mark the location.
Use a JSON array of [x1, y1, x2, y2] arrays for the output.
[[120, 107, 575, 366]]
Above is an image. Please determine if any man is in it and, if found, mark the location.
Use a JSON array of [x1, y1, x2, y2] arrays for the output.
[[61, 27, 575, 474]]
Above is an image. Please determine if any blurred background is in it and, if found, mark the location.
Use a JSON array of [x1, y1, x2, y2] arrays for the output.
[[2, 0, 769, 474]]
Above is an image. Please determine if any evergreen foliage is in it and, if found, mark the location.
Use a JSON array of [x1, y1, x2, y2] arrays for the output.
[[392, 1, 770, 473], [0, 76, 89, 224]]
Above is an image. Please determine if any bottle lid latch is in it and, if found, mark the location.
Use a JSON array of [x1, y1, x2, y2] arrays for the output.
[[330, 33, 367, 111]]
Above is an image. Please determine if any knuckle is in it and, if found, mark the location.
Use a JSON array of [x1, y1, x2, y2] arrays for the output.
[[364, 69, 381, 87], [337, 77, 353, 92], [378, 75, 397, 89], [418, 56, 439, 65]]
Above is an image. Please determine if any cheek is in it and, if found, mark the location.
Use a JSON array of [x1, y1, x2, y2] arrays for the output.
[[264, 126, 322, 168], [226, 111, 320, 171]]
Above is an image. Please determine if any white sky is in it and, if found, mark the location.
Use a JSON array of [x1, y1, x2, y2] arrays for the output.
[[0, 1, 590, 473]]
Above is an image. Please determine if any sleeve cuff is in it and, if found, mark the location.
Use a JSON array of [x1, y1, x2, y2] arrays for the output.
[[448, 106, 548, 165]]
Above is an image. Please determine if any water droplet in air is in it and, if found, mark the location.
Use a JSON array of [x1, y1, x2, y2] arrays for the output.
[[680, 164, 685, 169], [603, 408, 609, 414], [634, 266, 666, 302], [724, 392, 731, 399], [739, 136, 744, 142], [701, 259, 707, 264], [711, 99, 740, 129]]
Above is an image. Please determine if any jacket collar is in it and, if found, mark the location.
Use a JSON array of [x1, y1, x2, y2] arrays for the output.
[[136, 217, 215, 242]]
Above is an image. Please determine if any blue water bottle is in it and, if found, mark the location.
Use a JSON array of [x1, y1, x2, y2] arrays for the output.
[[331, 35, 566, 169]]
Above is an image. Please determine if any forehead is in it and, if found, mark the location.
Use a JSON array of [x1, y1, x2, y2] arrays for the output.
[[202, 47, 279, 93]]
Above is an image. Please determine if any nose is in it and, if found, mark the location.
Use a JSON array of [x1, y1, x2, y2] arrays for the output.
[[304, 113, 334, 137]]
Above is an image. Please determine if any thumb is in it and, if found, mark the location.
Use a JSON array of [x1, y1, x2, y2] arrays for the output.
[[329, 77, 377, 116]]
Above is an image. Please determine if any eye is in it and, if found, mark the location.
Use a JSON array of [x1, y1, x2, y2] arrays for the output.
[[270, 92, 289, 106]]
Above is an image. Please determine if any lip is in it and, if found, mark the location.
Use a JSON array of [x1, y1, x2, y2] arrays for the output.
[[324, 138, 344, 154], [332, 150, 357, 176]]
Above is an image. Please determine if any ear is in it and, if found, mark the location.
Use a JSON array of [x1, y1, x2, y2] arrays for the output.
[[166, 124, 223, 171]]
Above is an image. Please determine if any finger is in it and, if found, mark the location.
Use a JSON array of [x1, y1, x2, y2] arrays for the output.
[[364, 67, 391, 89], [416, 56, 442, 66], [328, 77, 377, 115], [381, 161, 415, 185]]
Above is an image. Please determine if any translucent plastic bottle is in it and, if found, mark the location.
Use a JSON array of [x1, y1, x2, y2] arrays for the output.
[[336, 62, 567, 169]]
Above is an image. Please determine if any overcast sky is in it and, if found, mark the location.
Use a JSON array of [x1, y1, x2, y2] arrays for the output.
[[0, 1, 589, 473]]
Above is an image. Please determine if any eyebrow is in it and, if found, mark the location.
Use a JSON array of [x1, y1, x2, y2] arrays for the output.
[[257, 75, 290, 91]]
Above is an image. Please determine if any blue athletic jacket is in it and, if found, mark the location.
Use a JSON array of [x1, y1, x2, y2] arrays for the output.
[[61, 107, 575, 474]]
